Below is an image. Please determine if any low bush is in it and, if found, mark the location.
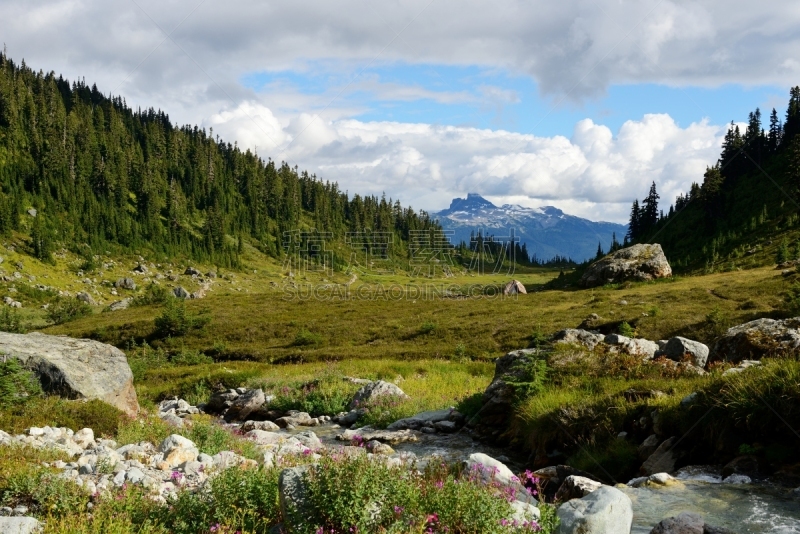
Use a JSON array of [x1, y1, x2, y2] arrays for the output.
[[0, 307, 27, 333], [132, 283, 171, 307], [0, 397, 127, 437], [293, 329, 324, 347], [47, 297, 92, 325], [268, 374, 359, 416], [293, 454, 556, 533], [154, 299, 210, 337], [0, 358, 41, 407]]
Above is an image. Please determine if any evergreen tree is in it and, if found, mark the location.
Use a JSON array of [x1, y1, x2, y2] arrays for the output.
[[627, 199, 641, 242], [595, 242, 604, 260], [640, 181, 659, 233], [769, 108, 783, 153]]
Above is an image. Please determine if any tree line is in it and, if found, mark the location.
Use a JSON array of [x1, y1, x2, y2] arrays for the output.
[[0, 54, 439, 268]]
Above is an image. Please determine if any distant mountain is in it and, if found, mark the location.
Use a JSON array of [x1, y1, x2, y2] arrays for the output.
[[434, 194, 628, 262]]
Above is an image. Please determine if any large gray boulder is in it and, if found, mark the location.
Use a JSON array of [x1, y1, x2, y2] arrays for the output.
[[558, 486, 633, 534], [0, 332, 139, 417], [579, 244, 672, 288], [0, 517, 43, 534], [709, 318, 800, 364], [349, 380, 408, 410], [279, 467, 311, 529], [640, 437, 678, 475], [657, 337, 709, 368], [224, 388, 266, 422]]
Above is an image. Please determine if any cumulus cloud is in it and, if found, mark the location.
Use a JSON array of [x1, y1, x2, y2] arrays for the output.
[[0, 0, 773, 220], [205, 103, 724, 222], [3, 0, 800, 105]]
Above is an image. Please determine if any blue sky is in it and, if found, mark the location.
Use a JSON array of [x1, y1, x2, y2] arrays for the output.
[[242, 62, 790, 139], [6, 0, 800, 222]]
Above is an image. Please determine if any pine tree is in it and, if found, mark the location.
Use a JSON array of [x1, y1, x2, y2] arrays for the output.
[[641, 181, 659, 233], [595, 242, 604, 260], [627, 199, 641, 242], [769, 108, 783, 153]]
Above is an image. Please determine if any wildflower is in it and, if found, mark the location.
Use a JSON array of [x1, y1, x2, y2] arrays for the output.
[[435, 480, 444, 489], [393, 505, 404, 515], [210, 524, 220, 533]]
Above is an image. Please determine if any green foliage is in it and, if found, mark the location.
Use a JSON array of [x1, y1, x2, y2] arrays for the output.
[[618, 321, 635, 337], [291, 454, 549, 534], [0, 307, 26, 333], [0, 357, 41, 407], [704, 306, 729, 338], [170, 347, 214, 366], [0, 462, 88, 517], [505, 355, 550, 400], [528, 329, 549, 348], [785, 282, 800, 315], [419, 320, 437, 334], [292, 329, 324, 347], [132, 283, 170, 306], [268, 374, 360, 416], [0, 397, 126, 437], [0, 52, 440, 269], [29, 214, 55, 265], [47, 297, 92, 325], [153, 299, 209, 337], [777, 238, 791, 263]]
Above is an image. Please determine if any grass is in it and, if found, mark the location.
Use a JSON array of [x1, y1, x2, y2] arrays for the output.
[[43, 264, 794, 366]]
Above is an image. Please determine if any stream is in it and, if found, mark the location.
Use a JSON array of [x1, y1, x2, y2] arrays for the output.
[[287, 423, 800, 533]]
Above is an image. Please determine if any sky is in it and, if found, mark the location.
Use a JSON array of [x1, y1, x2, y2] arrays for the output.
[[2, 0, 799, 223]]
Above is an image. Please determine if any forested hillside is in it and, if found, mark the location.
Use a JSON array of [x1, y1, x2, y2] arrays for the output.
[[0, 53, 438, 268], [626, 86, 800, 271]]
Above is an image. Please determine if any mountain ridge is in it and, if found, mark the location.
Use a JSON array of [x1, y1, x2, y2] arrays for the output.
[[434, 193, 627, 262]]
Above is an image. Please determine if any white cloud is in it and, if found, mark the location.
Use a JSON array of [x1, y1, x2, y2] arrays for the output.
[[205, 102, 724, 222]]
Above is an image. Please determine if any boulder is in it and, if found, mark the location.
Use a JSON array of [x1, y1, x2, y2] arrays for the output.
[[205, 389, 239, 414], [555, 475, 603, 501], [76, 291, 97, 306], [387, 409, 453, 431], [107, 298, 132, 312], [709, 318, 800, 364], [641, 437, 678, 475], [279, 467, 310, 528], [465, 453, 536, 504], [657, 337, 710, 368], [721, 455, 759, 478], [648, 512, 736, 534], [115, 278, 136, 291], [554, 329, 605, 351], [0, 332, 139, 417], [349, 380, 408, 410], [557, 486, 633, 534], [336, 427, 419, 445], [184, 267, 202, 276], [579, 244, 672, 288], [224, 389, 266, 422], [503, 280, 527, 295], [173, 286, 190, 299], [241, 420, 280, 432], [0, 517, 43, 534], [649, 512, 704, 534]]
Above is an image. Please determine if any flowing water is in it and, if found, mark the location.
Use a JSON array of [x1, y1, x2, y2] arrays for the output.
[[290, 424, 800, 533]]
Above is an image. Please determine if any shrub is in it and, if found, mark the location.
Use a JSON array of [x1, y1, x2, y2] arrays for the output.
[[154, 299, 209, 337], [291, 454, 552, 533], [268, 375, 359, 416], [171, 348, 214, 366], [47, 297, 92, 325], [293, 329, 323, 347], [0, 397, 127, 437], [419, 321, 437, 334], [133, 283, 170, 307], [618, 321, 635, 337], [505, 355, 550, 400], [0, 307, 26, 333], [0, 357, 41, 407]]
